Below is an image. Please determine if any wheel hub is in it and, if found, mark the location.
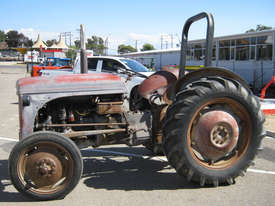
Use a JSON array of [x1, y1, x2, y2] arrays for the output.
[[26, 151, 63, 187], [210, 122, 233, 148], [37, 158, 56, 176], [194, 110, 239, 161]]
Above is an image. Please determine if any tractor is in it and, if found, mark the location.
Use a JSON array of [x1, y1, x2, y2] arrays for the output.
[[9, 12, 264, 200]]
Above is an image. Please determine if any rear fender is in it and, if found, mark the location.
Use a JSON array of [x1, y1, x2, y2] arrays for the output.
[[165, 67, 250, 102]]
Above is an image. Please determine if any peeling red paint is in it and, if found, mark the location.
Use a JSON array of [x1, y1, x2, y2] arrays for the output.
[[18, 77, 50, 87], [54, 73, 121, 83], [18, 73, 121, 87]]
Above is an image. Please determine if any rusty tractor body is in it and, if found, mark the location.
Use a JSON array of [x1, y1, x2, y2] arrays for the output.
[[9, 12, 264, 200]]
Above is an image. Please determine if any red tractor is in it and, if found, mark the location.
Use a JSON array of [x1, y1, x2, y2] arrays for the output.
[[9, 13, 264, 200]]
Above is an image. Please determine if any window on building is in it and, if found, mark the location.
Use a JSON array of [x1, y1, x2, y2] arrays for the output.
[[236, 46, 249, 60], [219, 48, 230, 60], [250, 46, 256, 60], [250, 37, 256, 45], [212, 48, 216, 60], [257, 35, 272, 44], [230, 47, 235, 60], [186, 49, 193, 60], [194, 49, 203, 60], [257, 45, 272, 60], [231, 40, 236, 46], [213, 42, 216, 47], [236, 38, 250, 46], [219, 40, 230, 47], [194, 44, 203, 49]]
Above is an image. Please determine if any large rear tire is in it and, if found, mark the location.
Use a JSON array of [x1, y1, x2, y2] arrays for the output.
[[9, 131, 83, 200], [163, 77, 265, 186]]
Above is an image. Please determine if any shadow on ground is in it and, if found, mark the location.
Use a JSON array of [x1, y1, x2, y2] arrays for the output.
[[0, 146, 201, 202], [0, 159, 31, 202], [81, 147, 200, 191]]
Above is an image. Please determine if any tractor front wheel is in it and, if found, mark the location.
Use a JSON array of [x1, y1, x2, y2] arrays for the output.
[[9, 131, 83, 200]]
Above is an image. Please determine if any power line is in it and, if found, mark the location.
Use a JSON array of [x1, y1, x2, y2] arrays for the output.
[[160, 34, 180, 49], [61, 32, 72, 47]]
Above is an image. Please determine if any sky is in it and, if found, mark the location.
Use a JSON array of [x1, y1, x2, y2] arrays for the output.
[[1, 0, 274, 54]]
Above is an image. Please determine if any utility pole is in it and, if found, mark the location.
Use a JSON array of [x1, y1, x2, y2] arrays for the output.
[[135, 40, 139, 51], [170, 34, 173, 48], [161, 34, 170, 50], [104, 37, 108, 55], [161, 34, 176, 49], [175, 33, 181, 47], [61, 32, 72, 47]]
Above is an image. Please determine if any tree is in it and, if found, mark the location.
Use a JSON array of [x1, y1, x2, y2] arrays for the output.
[[6, 30, 19, 47], [46, 39, 57, 47], [0, 30, 6, 42], [25, 39, 33, 47], [117, 44, 137, 54], [18, 33, 33, 47], [86, 36, 106, 55], [246, 25, 272, 33], [74, 40, 80, 49], [65, 48, 77, 61], [141, 43, 155, 51], [5, 30, 33, 47]]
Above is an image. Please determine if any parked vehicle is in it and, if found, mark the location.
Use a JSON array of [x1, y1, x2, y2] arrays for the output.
[[40, 56, 154, 97], [39, 56, 153, 76], [9, 12, 264, 201], [31, 57, 72, 77], [24, 51, 39, 63]]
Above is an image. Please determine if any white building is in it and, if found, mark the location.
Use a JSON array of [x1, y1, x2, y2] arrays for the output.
[[121, 29, 275, 90]]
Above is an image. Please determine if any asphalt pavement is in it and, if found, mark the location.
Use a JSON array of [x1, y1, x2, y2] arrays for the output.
[[0, 64, 274, 206]]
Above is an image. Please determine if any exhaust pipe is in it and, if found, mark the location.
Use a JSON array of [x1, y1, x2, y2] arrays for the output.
[[80, 24, 88, 74]]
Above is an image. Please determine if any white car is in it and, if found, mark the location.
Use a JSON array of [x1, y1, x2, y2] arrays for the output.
[[40, 56, 154, 98], [40, 56, 152, 76]]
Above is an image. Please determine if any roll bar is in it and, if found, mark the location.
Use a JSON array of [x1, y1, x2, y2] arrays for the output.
[[179, 12, 214, 78]]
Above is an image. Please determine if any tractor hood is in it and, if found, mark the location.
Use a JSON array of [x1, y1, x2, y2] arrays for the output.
[[17, 73, 127, 95]]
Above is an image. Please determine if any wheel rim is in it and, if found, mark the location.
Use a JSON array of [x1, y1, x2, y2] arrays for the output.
[[17, 141, 74, 195], [187, 97, 252, 169]]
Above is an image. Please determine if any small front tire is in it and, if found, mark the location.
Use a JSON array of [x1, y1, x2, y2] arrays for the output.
[[9, 131, 83, 200]]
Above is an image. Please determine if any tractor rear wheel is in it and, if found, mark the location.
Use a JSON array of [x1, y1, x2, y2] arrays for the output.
[[163, 76, 264, 186], [9, 131, 83, 200]]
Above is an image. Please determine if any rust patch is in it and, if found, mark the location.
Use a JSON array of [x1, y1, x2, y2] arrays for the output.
[[138, 70, 178, 98]]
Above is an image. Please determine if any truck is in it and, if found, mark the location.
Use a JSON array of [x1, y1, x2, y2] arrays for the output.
[[31, 57, 72, 77], [9, 12, 264, 201], [31, 49, 93, 77]]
